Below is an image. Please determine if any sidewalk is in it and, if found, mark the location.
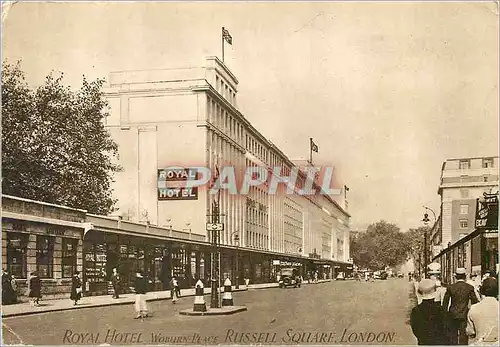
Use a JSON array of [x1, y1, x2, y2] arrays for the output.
[[2, 279, 331, 318]]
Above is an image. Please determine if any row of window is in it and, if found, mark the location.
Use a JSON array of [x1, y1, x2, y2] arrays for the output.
[[215, 75, 236, 105], [458, 158, 495, 170], [284, 240, 302, 254], [208, 100, 243, 144], [245, 229, 268, 250], [6, 233, 78, 279]]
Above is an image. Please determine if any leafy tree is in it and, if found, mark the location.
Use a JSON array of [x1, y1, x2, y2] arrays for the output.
[[2, 61, 120, 214], [350, 220, 410, 270]]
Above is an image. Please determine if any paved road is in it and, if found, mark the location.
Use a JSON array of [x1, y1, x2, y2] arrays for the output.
[[2, 278, 417, 345]]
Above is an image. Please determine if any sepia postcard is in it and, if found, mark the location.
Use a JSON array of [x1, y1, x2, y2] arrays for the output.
[[1, 1, 498, 346]]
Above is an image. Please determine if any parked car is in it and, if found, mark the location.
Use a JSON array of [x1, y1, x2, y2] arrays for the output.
[[373, 271, 381, 280], [397, 272, 404, 278], [279, 268, 301, 288], [379, 271, 388, 280]]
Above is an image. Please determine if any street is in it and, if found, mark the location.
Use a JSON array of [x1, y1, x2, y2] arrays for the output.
[[2, 278, 417, 345]]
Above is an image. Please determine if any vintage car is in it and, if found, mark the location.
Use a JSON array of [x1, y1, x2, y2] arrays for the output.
[[279, 267, 301, 288], [336, 272, 346, 280]]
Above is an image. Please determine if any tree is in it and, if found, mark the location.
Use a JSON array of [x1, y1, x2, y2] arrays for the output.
[[2, 61, 120, 214], [350, 220, 410, 270], [404, 227, 429, 274]]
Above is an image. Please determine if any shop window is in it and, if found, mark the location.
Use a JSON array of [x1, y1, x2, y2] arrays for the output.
[[84, 242, 107, 283], [7, 232, 29, 278], [36, 235, 55, 278], [460, 204, 469, 215], [459, 220, 468, 229], [62, 238, 78, 278]]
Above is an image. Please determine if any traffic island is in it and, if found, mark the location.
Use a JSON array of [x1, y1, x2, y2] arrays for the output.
[[179, 306, 247, 316]]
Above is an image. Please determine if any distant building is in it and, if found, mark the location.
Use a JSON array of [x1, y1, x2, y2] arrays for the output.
[[101, 56, 352, 285], [430, 156, 498, 282], [430, 156, 499, 256]]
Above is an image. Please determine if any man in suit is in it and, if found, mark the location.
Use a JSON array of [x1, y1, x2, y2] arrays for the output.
[[442, 268, 480, 345], [410, 279, 451, 345]]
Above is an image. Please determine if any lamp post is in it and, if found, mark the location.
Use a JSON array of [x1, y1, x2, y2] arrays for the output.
[[422, 206, 437, 279], [231, 231, 240, 289]]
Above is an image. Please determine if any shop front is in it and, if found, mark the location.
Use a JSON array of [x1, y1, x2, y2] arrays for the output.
[[433, 192, 499, 284], [83, 226, 212, 296]]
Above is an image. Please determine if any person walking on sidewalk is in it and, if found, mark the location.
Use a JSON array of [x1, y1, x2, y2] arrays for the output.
[[442, 268, 479, 345], [28, 272, 41, 306], [410, 279, 452, 345], [170, 277, 180, 303], [70, 271, 82, 305], [111, 268, 121, 299], [2, 270, 15, 305], [134, 270, 148, 319], [467, 277, 499, 345]]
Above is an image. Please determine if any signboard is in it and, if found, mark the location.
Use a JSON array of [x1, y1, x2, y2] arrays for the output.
[[158, 168, 199, 201], [206, 223, 224, 231], [475, 192, 499, 230]]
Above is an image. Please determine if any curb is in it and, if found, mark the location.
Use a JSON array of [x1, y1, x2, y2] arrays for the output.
[[1, 286, 256, 318], [3, 282, 333, 318]]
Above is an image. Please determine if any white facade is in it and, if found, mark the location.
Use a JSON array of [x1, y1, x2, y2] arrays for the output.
[[104, 57, 351, 263], [434, 156, 499, 250]]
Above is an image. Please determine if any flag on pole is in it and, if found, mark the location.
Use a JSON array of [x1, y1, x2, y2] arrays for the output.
[[310, 138, 319, 153], [222, 27, 233, 45]]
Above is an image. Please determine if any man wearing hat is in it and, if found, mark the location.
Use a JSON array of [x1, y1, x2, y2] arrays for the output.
[[466, 277, 498, 345], [410, 279, 451, 345], [442, 268, 480, 345]]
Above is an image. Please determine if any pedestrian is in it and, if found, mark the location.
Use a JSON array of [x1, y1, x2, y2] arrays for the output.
[[244, 277, 250, 288], [133, 270, 148, 319], [173, 277, 181, 298], [430, 274, 446, 305], [410, 279, 452, 345], [70, 271, 82, 305], [28, 271, 42, 306], [467, 274, 482, 302], [10, 274, 18, 304], [442, 268, 479, 345], [466, 277, 499, 345], [169, 277, 177, 303], [111, 268, 121, 299], [2, 270, 15, 305]]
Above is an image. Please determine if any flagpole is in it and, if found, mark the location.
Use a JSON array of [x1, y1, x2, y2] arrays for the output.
[[309, 138, 313, 165], [222, 27, 225, 62]]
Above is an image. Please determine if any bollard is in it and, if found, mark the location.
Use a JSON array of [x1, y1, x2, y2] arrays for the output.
[[193, 279, 206, 312], [222, 278, 234, 306]]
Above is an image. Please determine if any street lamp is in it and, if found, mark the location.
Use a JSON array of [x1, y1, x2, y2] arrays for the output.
[[422, 206, 437, 279], [231, 231, 240, 289]]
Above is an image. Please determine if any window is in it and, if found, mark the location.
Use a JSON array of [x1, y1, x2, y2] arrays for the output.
[[7, 232, 29, 278], [62, 238, 78, 278], [459, 160, 470, 170], [460, 204, 469, 215], [483, 176, 488, 182], [460, 189, 469, 198], [482, 158, 494, 168], [36, 235, 55, 278], [459, 219, 468, 229]]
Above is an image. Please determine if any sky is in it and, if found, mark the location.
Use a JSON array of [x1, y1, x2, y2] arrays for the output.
[[2, 1, 498, 232]]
